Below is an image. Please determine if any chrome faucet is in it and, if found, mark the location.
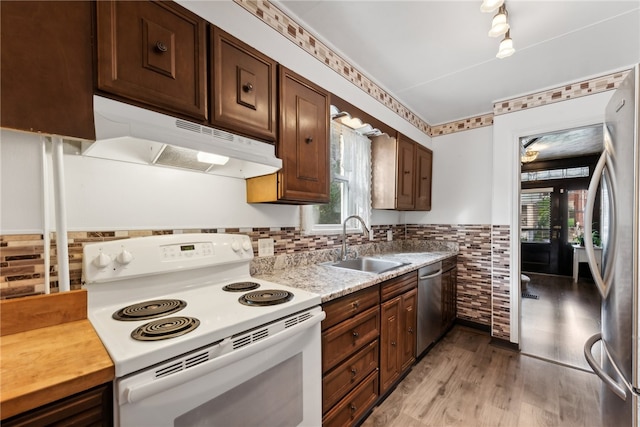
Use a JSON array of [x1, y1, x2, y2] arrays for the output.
[[341, 215, 369, 261]]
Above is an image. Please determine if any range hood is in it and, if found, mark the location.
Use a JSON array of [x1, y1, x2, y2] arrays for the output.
[[84, 96, 282, 179]]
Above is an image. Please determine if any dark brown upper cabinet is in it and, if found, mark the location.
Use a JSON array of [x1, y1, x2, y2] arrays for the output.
[[415, 144, 433, 211], [372, 133, 432, 211], [96, 0, 207, 121], [0, 1, 95, 140], [210, 27, 277, 142], [246, 66, 330, 204]]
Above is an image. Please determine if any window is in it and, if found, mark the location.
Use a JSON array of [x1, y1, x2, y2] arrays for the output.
[[302, 121, 371, 234], [520, 189, 551, 243], [567, 189, 588, 243], [521, 166, 589, 182]]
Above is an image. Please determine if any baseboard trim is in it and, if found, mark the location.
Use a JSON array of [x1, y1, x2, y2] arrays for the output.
[[455, 318, 491, 333], [490, 336, 519, 351]]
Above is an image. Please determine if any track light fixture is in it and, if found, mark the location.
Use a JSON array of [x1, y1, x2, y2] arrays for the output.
[[482, 1, 515, 59]]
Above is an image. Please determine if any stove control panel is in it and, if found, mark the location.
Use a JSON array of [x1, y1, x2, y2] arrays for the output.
[[83, 234, 254, 283], [161, 242, 213, 260]]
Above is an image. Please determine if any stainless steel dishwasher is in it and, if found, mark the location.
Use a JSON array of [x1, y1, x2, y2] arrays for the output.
[[417, 261, 442, 355]]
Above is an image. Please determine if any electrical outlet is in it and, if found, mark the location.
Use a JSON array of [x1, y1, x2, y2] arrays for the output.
[[387, 230, 393, 241], [258, 238, 274, 257], [369, 229, 375, 241]]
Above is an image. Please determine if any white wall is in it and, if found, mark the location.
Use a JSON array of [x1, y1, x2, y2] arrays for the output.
[[492, 90, 614, 343], [405, 126, 493, 225], [0, 131, 44, 233]]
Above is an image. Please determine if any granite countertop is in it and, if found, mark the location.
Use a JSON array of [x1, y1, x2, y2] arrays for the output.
[[252, 240, 458, 303]]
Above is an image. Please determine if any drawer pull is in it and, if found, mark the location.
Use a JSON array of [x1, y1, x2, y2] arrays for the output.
[[242, 83, 254, 93], [155, 41, 168, 53], [350, 403, 357, 415], [350, 367, 358, 378], [352, 300, 360, 309], [352, 331, 359, 338]]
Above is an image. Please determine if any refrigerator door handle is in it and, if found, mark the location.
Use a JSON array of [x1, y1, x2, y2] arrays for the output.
[[584, 333, 627, 400], [584, 146, 616, 298]]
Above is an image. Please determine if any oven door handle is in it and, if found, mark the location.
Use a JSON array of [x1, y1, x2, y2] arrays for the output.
[[121, 309, 326, 405]]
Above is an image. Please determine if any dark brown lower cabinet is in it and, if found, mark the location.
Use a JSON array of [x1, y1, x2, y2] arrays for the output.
[[2, 383, 112, 427], [322, 371, 379, 427]]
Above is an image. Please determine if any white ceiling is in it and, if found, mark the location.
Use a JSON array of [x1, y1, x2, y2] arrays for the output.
[[274, 0, 640, 125]]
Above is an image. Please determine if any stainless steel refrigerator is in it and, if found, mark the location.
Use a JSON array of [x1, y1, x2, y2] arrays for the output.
[[584, 64, 640, 427]]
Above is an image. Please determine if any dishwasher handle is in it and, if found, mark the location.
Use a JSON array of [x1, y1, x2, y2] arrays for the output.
[[419, 269, 442, 280]]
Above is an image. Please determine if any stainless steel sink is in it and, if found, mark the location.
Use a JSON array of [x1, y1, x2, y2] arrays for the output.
[[328, 257, 409, 274]]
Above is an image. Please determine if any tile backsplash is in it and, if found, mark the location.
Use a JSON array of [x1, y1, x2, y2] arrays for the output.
[[0, 224, 495, 330]]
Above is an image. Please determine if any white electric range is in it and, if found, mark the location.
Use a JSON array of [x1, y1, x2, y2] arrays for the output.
[[83, 233, 324, 427]]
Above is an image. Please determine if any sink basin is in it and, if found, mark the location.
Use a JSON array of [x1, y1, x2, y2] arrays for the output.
[[329, 257, 409, 274]]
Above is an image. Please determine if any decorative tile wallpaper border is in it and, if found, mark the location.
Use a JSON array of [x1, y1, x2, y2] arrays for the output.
[[233, 0, 431, 136], [491, 225, 511, 340], [406, 224, 492, 327], [430, 113, 495, 137], [233, 1, 630, 140], [493, 70, 630, 117], [0, 234, 46, 298]]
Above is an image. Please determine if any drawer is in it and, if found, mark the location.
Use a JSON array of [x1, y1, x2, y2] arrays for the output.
[[380, 271, 417, 302], [322, 286, 379, 331], [323, 340, 378, 414], [442, 255, 457, 272], [322, 306, 380, 372], [322, 370, 379, 427]]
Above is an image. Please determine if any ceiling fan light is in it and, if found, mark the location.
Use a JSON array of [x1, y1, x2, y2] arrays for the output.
[[488, 7, 510, 37], [480, 0, 504, 13], [496, 31, 515, 58]]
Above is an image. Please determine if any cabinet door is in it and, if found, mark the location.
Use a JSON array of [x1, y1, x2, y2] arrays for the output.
[[211, 27, 277, 141], [379, 296, 401, 393], [396, 135, 415, 209], [400, 288, 417, 371], [279, 67, 330, 203], [96, 0, 207, 120], [415, 145, 433, 211], [0, 1, 94, 140]]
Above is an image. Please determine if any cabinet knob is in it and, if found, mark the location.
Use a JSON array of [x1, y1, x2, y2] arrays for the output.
[[350, 367, 358, 378], [242, 83, 254, 93], [391, 341, 397, 346], [352, 300, 360, 309], [404, 170, 410, 174], [408, 327, 413, 334], [352, 331, 359, 338], [155, 41, 168, 53], [305, 136, 313, 144], [350, 403, 357, 414]]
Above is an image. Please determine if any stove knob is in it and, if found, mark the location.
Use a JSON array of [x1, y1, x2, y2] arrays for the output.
[[231, 241, 241, 252], [93, 252, 112, 269], [242, 241, 252, 252], [116, 249, 133, 265]]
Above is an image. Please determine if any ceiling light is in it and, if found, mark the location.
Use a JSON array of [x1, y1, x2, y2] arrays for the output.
[[521, 150, 538, 163], [496, 30, 515, 58], [480, 0, 504, 13], [197, 151, 229, 165], [488, 5, 509, 37]]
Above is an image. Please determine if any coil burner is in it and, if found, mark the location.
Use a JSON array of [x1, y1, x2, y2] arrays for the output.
[[239, 289, 294, 307], [222, 282, 261, 292], [113, 299, 187, 321], [131, 316, 200, 341]]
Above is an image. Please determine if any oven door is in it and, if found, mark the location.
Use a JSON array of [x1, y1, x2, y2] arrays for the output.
[[116, 307, 325, 427]]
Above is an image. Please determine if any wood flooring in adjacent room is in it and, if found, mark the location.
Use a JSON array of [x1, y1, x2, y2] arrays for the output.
[[520, 273, 601, 372], [361, 326, 604, 427]]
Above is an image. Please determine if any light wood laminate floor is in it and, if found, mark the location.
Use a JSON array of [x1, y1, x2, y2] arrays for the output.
[[362, 326, 604, 427], [521, 273, 601, 371]]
